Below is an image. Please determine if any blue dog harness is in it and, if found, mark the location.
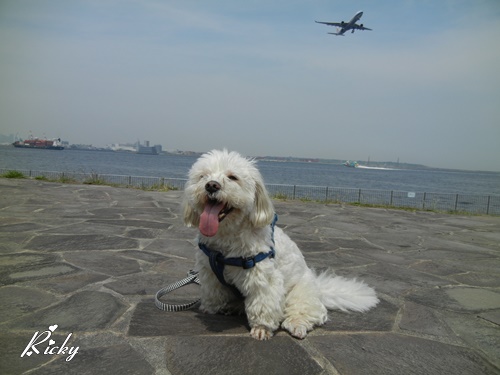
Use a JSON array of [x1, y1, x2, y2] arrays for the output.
[[198, 213, 278, 297]]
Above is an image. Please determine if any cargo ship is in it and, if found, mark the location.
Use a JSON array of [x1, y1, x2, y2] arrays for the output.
[[13, 137, 64, 150]]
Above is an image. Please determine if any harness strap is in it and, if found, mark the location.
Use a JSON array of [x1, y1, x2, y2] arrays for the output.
[[198, 213, 278, 297]]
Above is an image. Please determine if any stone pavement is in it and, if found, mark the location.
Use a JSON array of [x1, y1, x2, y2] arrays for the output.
[[0, 178, 499, 375]]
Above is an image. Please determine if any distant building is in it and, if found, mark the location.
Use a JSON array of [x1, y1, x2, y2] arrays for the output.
[[137, 140, 162, 155]]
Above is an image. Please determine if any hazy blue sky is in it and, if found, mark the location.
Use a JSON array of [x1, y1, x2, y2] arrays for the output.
[[1, 0, 499, 171]]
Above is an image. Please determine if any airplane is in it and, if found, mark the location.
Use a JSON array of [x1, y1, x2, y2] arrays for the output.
[[315, 10, 372, 36]]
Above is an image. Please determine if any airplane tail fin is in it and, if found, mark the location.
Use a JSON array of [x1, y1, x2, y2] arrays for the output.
[[328, 27, 344, 36]]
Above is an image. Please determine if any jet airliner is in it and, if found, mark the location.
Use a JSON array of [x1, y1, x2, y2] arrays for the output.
[[315, 10, 372, 36]]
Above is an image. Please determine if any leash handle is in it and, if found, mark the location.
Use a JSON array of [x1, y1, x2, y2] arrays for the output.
[[155, 270, 201, 312]]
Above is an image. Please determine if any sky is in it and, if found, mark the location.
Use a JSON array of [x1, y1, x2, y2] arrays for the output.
[[1, 0, 499, 171]]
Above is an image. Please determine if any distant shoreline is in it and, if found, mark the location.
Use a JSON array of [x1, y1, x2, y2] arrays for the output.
[[1, 144, 498, 174]]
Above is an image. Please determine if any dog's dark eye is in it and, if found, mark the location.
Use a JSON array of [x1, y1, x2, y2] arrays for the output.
[[228, 175, 238, 181]]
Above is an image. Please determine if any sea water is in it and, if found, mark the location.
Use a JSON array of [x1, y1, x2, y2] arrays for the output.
[[1, 146, 499, 196]]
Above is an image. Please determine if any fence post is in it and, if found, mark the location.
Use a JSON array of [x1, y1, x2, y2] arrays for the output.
[[293, 185, 296, 200], [454, 194, 459, 211], [325, 186, 329, 202], [423, 192, 426, 210], [358, 189, 361, 203], [128, 176, 131, 185], [390, 191, 393, 206], [487, 195, 490, 215]]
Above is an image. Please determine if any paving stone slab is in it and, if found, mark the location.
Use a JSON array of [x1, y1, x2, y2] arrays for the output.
[[119, 249, 170, 263], [478, 310, 500, 326], [316, 299, 397, 333], [446, 258, 500, 274], [30, 343, 154, 375], [285, 224, 349, 240], [164, 336, 324, 375], [40, 222, 128, 236], [0, 233, 34, 253], [270, 213, 311, 227], [363, 263, 453, 298], [0, 286, 59, 323], [362, 232, 426, 252], [341, 248, 416, 266], [159, 224, 198, 240], [0, 257, 79, 285], [8, 264, 78, 283], [408, 287, 500, 313], [129, 302, 248, 337], [105, 271, 199, 296], [33, 271, 109, 294], [0, 222, 46, 232], [75, 188, 113, 201], [304, 251, 374, 269], [10, 291, 128, 332], [124, 228, 161, 239], [143, 238, 197, 259], [446, 288, 500, 311], [442, 311, 500, 369], [408, 259, 465, 277], [415, 237, 498, 259], [24, 234, 139, 251], [399, 301, 457, 339], [0, 332, 69, 374], [0, 252, 58, 269], [450, 272, 500, 288], [309, 333, 498, 375], [64, 251, 142, 277], [86, 218, 169, 230], [151, 257, 196, 276], [294, 239, 340, 253]]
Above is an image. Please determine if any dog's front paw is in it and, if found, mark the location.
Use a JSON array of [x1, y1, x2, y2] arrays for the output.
[[250, 326, 273, 340], [282, 319, 309, 340]]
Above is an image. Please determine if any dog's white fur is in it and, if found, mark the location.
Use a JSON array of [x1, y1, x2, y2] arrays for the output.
[[182, 149, 379, 340]]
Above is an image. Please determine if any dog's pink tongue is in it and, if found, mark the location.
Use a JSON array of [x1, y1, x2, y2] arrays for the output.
[[199, 201, 225, 237]]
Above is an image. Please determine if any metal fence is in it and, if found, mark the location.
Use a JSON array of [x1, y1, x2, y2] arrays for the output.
[[266, 184, 500, 215], [1, 168, 499, 215]]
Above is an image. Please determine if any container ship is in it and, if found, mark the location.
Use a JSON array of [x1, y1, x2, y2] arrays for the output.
[[13, 137, 64, 150]]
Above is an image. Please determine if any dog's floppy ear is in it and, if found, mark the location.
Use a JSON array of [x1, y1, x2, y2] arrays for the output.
[[182, 199, 200, 228], [250, 179, 274, 228]]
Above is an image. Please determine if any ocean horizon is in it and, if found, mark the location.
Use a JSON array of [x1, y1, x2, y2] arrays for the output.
[[1, 145, 499, 197]]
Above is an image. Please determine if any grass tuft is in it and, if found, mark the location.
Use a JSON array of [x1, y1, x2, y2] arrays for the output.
[[2, 170, 25, 179]]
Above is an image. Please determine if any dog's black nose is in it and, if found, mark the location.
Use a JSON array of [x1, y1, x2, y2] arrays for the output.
[[205, 180, 221, 194]]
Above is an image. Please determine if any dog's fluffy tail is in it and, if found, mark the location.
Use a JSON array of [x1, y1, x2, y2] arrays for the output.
[[316, 269, 379, 312]]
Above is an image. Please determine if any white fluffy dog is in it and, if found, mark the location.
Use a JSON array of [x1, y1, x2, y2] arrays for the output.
[[182, 149, 379, 340]]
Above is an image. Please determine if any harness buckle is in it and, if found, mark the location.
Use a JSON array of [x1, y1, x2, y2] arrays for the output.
[[242, 256, 256, 269]]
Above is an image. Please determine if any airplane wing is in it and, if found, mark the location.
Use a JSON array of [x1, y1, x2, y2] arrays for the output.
[[315, 21, 344, 27], [353, 23, 372, 31]]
